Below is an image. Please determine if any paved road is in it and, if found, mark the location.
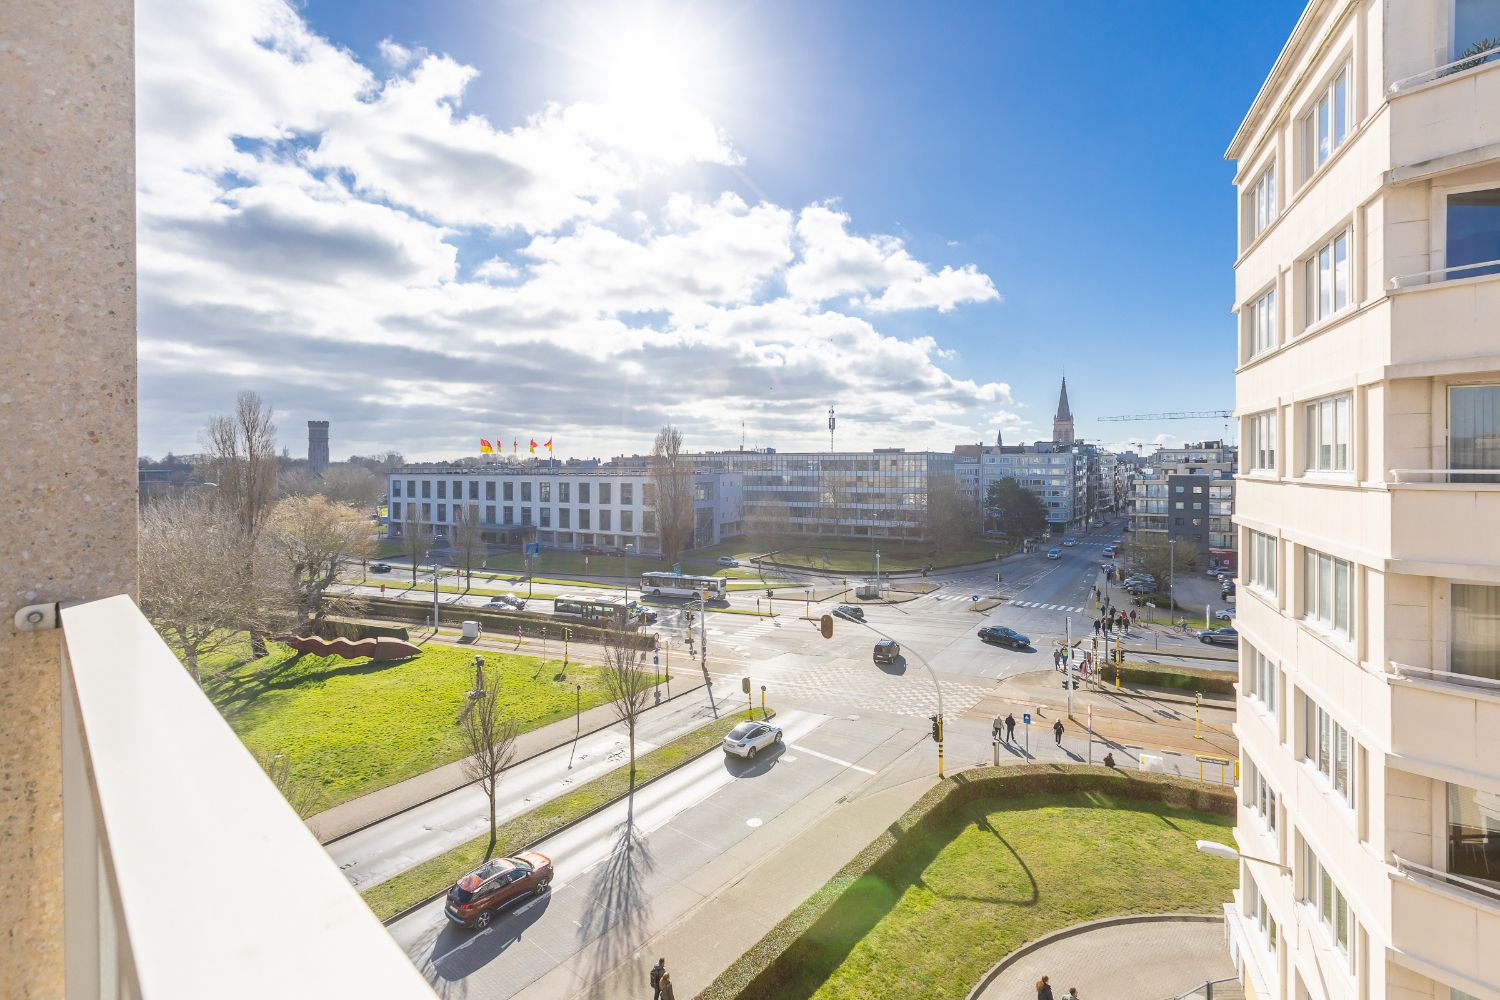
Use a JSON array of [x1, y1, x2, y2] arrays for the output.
[[330, 681, 739, 891]]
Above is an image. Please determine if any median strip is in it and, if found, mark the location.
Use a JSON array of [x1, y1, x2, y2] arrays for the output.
[[364, 706, 771, 923]]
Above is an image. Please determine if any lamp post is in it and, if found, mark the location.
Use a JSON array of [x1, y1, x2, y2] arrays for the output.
[[569, 682, 582, 769], [625, 542, 633, 602], [1169, 537, 1176, 624], [1196, 840, 1290, 872]]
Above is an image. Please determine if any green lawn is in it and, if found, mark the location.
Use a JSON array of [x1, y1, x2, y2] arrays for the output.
[[782, 792, 1236, 1000], [362, 707, 765, 921], [736, 538, 1011, 574], [203, 639, 611, 812]]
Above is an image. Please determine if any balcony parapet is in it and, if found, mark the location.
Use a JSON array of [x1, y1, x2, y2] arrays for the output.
[[1388, 47, 1500, 96]]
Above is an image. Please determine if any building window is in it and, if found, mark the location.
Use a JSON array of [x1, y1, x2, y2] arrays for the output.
[[436, 503, 447, 522], [390, 501, 401, 518], [1304, 394, 1350, 472], [1246, 164, 1276, 242], [421, 503, 431, 521], [600, 483, 612, 505], [1246, 876, 1278, 959], [485, 504, 495, 523], [579, 482, 590, 504], [521, 482, 532, 502], [1302, 692, 1355, 806], [1302, 548, 1352, 638], [621, 483, 633, 505], [621, 510, 634, 532], [1246, 288, 1277, 359], [1452, 584, 1500, 681], [559, 508, 570, 529], [1304, 229, 1351, 325], [521, 507, 532, 525], [579, 509, 590, 530], [540, 482, 551, 502], [502, 505, 512, 524], [1244, 643, 1278, 718], [503, 481, 514, 501], [1448, 781, 1500, 890], [1244, 755, 1278, 833], [437, 480, 447, 500], [391, 480, 402, 497], [600, 510, 611, 531], [1302, 845, 1356, 968], [452, 480, 462, 500], [1246, 411, 1277, 471], [485, 481, 495, 501], [540, 507, 551, 528], [1300, 62, 1350, 177], [644, 483, 655, 506], [421, 480, 431, 499], [468, 481, 479, 500], [644, 510, 656, 533], [1449, 385, 1500, 483], [560, 481, 570, 502]]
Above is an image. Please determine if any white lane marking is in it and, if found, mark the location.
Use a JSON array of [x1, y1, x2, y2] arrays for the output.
[[786, 742, 877, 775]]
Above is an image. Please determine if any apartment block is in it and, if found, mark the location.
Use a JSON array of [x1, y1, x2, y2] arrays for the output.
[[1129, 441, 1239, 570], [1226, 3, 1500, 999]]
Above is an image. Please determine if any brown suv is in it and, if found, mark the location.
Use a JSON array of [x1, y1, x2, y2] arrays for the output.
[[873, 639, 901, 664], [444, 852, 554, 930]]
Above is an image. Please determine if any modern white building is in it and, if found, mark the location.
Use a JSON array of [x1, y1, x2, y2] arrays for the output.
[[1227, 3, 1500, 999]]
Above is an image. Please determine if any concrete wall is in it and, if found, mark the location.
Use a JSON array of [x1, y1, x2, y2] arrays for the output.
[[0, 0, 137, 994]]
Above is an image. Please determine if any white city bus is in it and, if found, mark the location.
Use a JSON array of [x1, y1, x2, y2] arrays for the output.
[[551, 593, 630, 626], [639, 572, 729, 600]]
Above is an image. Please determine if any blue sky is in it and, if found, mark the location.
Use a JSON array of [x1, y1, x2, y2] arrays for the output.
[[136, 0, 1303, 461]]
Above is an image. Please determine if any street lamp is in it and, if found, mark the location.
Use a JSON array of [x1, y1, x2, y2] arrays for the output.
[[624, 542, 634, 602], [1196, 840, 1290, 872], [1169, 537, 1176, 625]]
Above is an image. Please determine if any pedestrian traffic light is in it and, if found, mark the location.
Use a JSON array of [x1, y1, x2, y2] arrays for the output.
[[766, 588, 773, 599], [929, 714, 943, 743], [819, 613, 834, 639]]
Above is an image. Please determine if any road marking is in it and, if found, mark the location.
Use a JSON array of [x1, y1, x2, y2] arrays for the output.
[[787, 743, 877, 775]]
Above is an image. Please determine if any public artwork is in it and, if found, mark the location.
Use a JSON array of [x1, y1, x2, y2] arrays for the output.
[[280, 634, 421, 661]]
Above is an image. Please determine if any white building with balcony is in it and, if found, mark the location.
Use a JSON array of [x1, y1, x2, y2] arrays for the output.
[[1227, 2, 1500, 999]]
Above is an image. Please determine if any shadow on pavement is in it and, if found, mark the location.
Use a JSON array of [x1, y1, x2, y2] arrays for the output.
[[423, 889, 554, 983], [722, 740, 786, 778], [579, 804, 657, 999], [878, 655, 909, 676]]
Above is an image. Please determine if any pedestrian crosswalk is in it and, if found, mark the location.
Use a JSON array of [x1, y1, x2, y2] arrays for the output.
[[1009, 599, 1086, 614]]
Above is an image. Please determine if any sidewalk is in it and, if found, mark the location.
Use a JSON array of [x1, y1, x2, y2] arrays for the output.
[[305, 672, 709, 843]]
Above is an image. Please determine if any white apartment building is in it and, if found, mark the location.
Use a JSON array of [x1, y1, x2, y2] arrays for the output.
[[1227, 3, 1500, 1000]]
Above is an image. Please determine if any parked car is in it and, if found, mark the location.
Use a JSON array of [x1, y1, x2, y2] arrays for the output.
[[834, 604, 865, 622], [716, 556, 740, 567], [580, 545, 603, 555], [1198, 626, 1239, 647], [444, 853, 553, 930], [1062, 537, 1077, 546], [722, 719, 782, 759], [1124, 574, 1156, 588], [977, 625, 1031, 650], [1125, 581, 1154, 595], [1102, 546, 1115, 557], [370, 562, 392, 574], [1205, 566, 1222, 577], [1046, 547, 1062, 560], [1221, 582, 1237, 598], [873, 639, 901, 664], [1215, 607, 1237, 621]]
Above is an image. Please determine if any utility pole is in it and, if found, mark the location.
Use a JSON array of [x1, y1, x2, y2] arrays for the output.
[[1170, 538, 1176, 625], [1066, 616, 1074, 719]]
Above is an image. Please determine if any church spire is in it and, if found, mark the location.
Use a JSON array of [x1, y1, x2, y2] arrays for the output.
[[1052, 377, 1075, 444]]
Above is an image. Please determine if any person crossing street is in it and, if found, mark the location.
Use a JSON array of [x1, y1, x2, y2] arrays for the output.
[[1053, 718, 1065, 746]]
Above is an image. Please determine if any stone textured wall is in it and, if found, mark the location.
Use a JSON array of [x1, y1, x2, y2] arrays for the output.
[[0, 0, 137, 994]]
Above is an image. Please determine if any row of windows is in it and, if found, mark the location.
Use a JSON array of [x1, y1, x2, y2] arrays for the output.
[[391, 479, 645, 506], [391, 501, 651, 533], [1301, 691, 1355, 808]]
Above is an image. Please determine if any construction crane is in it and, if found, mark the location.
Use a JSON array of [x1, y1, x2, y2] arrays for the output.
[[1098, 410, 1232, 421]]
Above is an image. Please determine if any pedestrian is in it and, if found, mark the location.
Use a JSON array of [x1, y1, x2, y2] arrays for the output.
[[658, 971, 676, 1000], [1005, 712, 1016, 743], [1067, 989, 1081, 999], [1053, 648, 1061, 669], [1120, 611, 1128, 633], [1037, 975, 1055, 1000], [1092, 618, 1100, 636], [1131, 608, 1139, 626], [1103, 752, 1116, 768], [1053, 719, 1064, 746], [650, 959, 666, 1000]]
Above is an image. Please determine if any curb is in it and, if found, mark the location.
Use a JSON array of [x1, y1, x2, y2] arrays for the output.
[[963, 913, 1225, 1000], [379, 708, 774, 927], [316, 676, 710, 846]]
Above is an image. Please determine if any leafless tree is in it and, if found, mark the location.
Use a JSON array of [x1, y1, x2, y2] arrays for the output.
[[599, 622, 654, 782], [139, 493, 289, 683], [268, 494, 373, 634], [254, 749, 325, 819], [201, 391, 281, 655], [924, 477, 984, 554], [460, 663, 520, 859], [402, 497, 428, 588], [280, 463, 382, 509], [649, 425, 696, 565], [452, 502, 484, 590]]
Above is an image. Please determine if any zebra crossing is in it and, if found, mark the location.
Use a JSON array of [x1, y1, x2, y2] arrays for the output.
[[718, 617, 781, 652], [1009, 599, 1086, 614]]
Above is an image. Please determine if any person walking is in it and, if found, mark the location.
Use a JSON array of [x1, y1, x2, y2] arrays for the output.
[[1005, 712, 1016, 743], [658, 971, 676, 1000], [650, 959, 666, 1000], [1053, 718, 1064, 746], [1092, 618, 1101, 636], [1066, 988, 1081, 999], [1130, 608, 1139, 626], [1036, 975, 1055, 1000]]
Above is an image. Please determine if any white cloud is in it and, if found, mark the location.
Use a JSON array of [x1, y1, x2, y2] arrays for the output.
[[378, 38, 413, 68]]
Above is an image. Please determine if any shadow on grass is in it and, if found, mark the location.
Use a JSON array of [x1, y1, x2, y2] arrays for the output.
[[205, 651, 416, 717]]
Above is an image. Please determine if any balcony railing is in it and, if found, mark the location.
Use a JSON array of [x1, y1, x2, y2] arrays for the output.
[[1388, 468, 1500, 484], [1392, 854, 1500, 907], [60, 595, 435, 999], [1389, 45, 1500, 95], [1388, 661, 1500, 696], [1388, 259, 1500, 290]]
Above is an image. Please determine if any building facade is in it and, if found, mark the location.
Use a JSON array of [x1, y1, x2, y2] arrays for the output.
[[1226, 3, 1500, 999], [308, 420, 330, 476], [979, 440, 1100, 531], [1128, 441, 1239, 569]]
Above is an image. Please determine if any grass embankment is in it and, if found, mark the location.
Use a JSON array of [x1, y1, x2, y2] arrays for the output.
[[1115, 659, 1236, 695], [203, 637, 610, 811], [745, 539, 1010, 573], [362, 708, 766, 921], [774, 792, 1235, 999]]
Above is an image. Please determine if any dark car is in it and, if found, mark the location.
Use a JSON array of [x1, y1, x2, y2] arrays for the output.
[[977, 625, 1031, 650], [1198, 626, 1239, 647], [580, 545, 603, 555], [834, 604, 865, 622], [444, 852, 553, 930], [873, 639, 901, 664], [627, 601, 657, 625], [369, 562, 392, 574]]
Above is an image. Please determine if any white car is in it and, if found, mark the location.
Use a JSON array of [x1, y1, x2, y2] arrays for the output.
[[1062, 537, 1077, 546], [1215, 607, 1237, 621], [1046, 547, 1062, 560], [722, 720, 782, 759], [716, 556, 740, 567]]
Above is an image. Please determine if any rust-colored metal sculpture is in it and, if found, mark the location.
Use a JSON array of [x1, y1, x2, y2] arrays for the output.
[[281, 634, 421, 661]]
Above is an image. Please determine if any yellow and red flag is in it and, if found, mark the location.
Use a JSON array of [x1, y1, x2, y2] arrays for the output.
[[544, 438, 553, 453], [529, 438, 537, 454], [512, 438, 518, 453], [479, 438, 494, 454]]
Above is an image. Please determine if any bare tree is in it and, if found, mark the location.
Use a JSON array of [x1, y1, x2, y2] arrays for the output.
[[139, 493, 289, 683], [452, 502, 484, 590], [268, 494, 373, 634], [599, 622, 655, 782], [460, 662, 520, 859], [201, 391, 281, 655], [649, 425, 696, 565], [402, 497, 428, 587], [254, 749, 325, 819], [924, 477, 983, 554]]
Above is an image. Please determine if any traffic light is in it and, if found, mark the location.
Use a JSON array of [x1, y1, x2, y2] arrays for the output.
[[820, 614, 834, 639], [929, 714, 943, 743], [766, 588, 773, 599]]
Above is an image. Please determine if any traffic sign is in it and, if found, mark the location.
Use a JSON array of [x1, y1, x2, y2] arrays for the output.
[[1023, 713, 1032, 725], [673, 562, 682, 574]]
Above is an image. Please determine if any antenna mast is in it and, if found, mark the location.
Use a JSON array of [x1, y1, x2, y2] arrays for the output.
[[828, 407, 836, 452]]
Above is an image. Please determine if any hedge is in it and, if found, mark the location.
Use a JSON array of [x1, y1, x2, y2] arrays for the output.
[[694, 764, 1235, 1000], [346, 596, 653, 649], [1116, 660, 1236, 696], [314, 616, 410, 642]]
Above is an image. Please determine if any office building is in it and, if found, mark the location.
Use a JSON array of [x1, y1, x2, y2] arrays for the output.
[[1225, 3, 1500, 999]]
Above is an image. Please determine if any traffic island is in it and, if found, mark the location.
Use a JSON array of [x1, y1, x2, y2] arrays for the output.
[[695, 765, 1235, 1000]]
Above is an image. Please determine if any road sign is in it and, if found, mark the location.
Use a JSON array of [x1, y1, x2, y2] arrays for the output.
[[1023, 713, 1031, 725], [653, 654, 659, 665], [673, 563, 682, 574]]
